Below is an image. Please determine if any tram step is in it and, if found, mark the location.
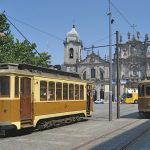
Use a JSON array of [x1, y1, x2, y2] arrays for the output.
[[21, 119, 33, 128], [21, 124, 33, 128]]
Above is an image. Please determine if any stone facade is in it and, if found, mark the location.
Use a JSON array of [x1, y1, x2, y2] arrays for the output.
[[113, 32, 150, 98]]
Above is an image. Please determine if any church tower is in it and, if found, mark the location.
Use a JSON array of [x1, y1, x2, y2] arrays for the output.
[[64, 25, 82, 67]]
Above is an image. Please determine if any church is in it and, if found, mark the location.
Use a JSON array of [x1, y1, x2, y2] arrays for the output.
[[63, 25, 150, 102], [113, 32, 150, 98]]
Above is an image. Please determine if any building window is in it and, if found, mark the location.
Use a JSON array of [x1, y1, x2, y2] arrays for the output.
[[0, 76, 10, 97], [100, 70, 104, 80], [133, 69, 138, 76], [83, 71, 86, 80], [91, 68, 95, 78], [100, 89, 104, 99], [69, 48, 74, 58]]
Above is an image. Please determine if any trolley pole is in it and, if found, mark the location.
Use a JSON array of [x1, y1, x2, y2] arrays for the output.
[[108, 0, 112, 121], [116, 31, 120, 119]]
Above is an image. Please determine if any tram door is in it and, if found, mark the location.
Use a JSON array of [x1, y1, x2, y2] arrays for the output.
[[86, 83, 93, 116], [20, 77, 32, 121]]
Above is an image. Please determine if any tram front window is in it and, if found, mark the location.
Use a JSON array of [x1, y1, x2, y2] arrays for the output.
[[127, 93, 132, 98]]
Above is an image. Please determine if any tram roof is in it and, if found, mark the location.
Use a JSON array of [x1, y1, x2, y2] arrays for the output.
[[0, 63, 81, 79], [138, 79, 150, 84]]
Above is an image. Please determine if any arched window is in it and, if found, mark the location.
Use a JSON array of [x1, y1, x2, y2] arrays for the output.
[[100, 70, 104, 80], [91, 68, 95, 78], [100, 89, 104, 99], [83, 71, 86, 80], [69, 48, 74, 58]]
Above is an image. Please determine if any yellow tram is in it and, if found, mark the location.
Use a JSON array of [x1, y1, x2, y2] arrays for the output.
[[124, 88, 138, 104], [138, 79, 150, 117], [0, 63, 93, 135]]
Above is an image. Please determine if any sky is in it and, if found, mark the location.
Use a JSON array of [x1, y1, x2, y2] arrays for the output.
[[1, 0, 150, 65]]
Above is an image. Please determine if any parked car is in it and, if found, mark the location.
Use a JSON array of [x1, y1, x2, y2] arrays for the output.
[[94, 99, 104, 104]]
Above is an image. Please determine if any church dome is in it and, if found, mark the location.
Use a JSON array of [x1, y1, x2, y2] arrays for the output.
[[67, 25, 79, 38]]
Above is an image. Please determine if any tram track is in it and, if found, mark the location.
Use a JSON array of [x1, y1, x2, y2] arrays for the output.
[[71, 118, 149, 150], [118, 125, 150, 150]]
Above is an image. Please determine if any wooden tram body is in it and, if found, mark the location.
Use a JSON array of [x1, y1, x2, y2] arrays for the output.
[[138, 79, 150, 116], [0, 64, 93, 135]]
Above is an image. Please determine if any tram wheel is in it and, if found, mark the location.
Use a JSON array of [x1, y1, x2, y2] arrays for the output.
[[139, 112, 147, 118]]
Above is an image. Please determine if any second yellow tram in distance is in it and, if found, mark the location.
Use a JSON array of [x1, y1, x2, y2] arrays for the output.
[[138, 79, 150, 117], [0, 63, 93, 135], [124, 88, 138, 104]]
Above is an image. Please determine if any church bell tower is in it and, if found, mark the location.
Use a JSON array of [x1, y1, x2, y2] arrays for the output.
[[64, 25, 82, 66]]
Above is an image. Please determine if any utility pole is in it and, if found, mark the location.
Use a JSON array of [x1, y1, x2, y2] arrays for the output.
[[116, 31, 120, 119], [144, 34, 149, 79], [108, 0, 112, 121]]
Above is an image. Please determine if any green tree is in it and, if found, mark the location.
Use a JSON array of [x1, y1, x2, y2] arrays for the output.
[[0, 12, 51, 67]]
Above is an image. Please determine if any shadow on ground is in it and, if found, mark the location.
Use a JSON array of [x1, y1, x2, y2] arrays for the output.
[[90, 120, 150, 150]]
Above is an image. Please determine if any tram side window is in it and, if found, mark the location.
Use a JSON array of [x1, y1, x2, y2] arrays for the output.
[[15, 76, 19, 97], [48, 81, 55, 101], [63, 83, 68, 100], [80, 85, 84, 100], [146, 85, 150, 96], [141, 85, 145, 97], [75, 84, 79, 100], [69, 84, 74, 100], [0, 76, 10, 97], [56, 82, 62, 100], [138, 85, 141, 97], [40, 81, 47, 101]]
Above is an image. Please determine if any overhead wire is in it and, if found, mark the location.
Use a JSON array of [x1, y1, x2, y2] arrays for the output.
[[110, 1, 137, 33], [82, 44, 116, 51], [6, 16, 46, 61], [6, 14, 118, 51], [6, 14, 63, 42]]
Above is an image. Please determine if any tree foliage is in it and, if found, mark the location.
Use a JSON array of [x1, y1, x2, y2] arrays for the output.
[[0, 13, 51, 67]]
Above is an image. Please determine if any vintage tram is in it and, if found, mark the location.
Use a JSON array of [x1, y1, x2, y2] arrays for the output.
[[138, 79, 150, 117], [0, 63, 93, 135]]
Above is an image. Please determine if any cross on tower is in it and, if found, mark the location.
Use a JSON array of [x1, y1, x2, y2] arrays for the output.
[[131, 24, 137, 38]]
